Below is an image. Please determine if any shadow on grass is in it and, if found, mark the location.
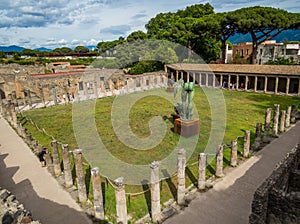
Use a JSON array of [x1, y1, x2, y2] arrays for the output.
[[162, 169, 177, 200], [185, 166, 197, 187], [141, 180, 151, 214], [85, 165, 91, 196], [207, 164, 215, 175]]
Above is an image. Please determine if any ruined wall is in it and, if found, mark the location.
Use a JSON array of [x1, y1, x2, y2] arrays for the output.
[[249, 144, 300, 224], [0, 187, 41, 224]]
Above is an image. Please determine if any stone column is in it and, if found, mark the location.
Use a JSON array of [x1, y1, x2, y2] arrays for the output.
[[254, 76, 257, 92], [27, 89, 32, 107], [279, 110, 286, 133], [177, 149, 186, 205], [243, 130, 250, 157], [263, 108, 272, 143], [220, 75, 223, 88], [26, 134, 32, 146], [272, 104, 280, 136], [21, 126, 26, 138], [45, 151, 55, 176], [150, 161, 161, 222], [114, 177, 127, 224], [212, 74, 216, 88], [205, 73, 208, 87], [94, 81, 98, 98], [291, 104, 297, 124], [11, 104, 17, 127], [91, 167, 105, 220], [62, 144, 73, 188], [51, 140, 61, 177], [245, 76, 249, 90], [264, 76, 268, 93], [83, 82, 88, 98], [230, 140, 238, 167], [285, 106, 291, 128], [176, 71, 179, 82], [73, 149, 87, 203], [215, 145, 224, 177], [275, 77, 279, 94], [198, 153, 206, 190], [187, 72, 190, 83], [253, 123, 262, 149], [236, 75, 239, 90], [228, 75, 231, 88], [286, 77, 290, 95], [193, 73, 196, 83]]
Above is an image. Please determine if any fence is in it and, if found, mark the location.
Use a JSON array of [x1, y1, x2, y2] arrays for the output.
[[1, 99, 299, 223]]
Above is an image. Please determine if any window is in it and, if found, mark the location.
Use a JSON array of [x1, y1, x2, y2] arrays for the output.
[[78, 82, 83, 91], [241, 49, 244, 57], [100, 77, 104, 81], [246, 49, 249, 55], [260, 49, 263, 55]]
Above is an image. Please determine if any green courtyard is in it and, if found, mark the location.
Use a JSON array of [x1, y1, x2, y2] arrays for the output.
[[19, 88, 299, 222]]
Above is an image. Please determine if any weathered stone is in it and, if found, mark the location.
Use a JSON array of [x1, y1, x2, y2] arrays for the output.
[[272, 104, 280, 136], [285, 106, 291, 128], [280, 110, 286, 133], [198, 153, 206, 190], [177, 149, 186, 205], [114, 177, 127, 224], [263, 108, 272, 143], [243, 130, 251, 158], [230, 140, 238, 167], [62, 144, 73, 188], [253, 123, 262, 149], [45, 152, 55, 176], [290, 104, 297, 123], [73, 149, 87, 203], [150, 161, 161, 223], [51, 140, 61, 177], [215, 145, 224, 177], [91, 167, 105, 220]]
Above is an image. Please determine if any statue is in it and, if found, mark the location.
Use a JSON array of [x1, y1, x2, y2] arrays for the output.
[[174, 79, 195, 121]]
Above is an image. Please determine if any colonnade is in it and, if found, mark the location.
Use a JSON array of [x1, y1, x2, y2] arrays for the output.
[[168, 70, 300, 96]]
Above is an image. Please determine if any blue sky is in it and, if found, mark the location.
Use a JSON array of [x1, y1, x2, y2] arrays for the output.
[[0, 0, 299, 49]]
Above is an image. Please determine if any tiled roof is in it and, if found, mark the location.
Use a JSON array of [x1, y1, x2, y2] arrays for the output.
[[166, 64, 300, 76]]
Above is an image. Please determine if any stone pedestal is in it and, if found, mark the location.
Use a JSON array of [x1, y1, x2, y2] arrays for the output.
[[285, 106, 291, 128], [174, 119, 200, 138], [253, 123, 262, 149]]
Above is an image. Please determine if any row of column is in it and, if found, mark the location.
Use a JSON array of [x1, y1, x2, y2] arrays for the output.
[[169, 70, 300, 95]]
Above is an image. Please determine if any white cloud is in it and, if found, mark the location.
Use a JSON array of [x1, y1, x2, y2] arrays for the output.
[[0, 0, 298, 48]]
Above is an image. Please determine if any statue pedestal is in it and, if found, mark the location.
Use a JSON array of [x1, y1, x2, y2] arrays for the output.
[[174, 119, 200, 138], [166, 87, 174, 92]]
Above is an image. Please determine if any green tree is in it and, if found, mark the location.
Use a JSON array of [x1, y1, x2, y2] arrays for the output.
[[233, 6, 300, 64], [194, 12, 238, 63], [74, 46, 89, 53], [127, 30, 147, 42], [52, 47, 73, 55]]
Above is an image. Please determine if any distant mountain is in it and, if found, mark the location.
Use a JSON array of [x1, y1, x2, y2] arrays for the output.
[[0, 45, 25, 52], [34, 47, 52, 52], [229, 29, 300, 44]]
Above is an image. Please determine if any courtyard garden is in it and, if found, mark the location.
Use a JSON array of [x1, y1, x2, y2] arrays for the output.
[[19, 87, 299, 222]]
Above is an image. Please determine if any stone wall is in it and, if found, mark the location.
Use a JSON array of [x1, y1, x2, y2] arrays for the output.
[[249, 144, 300, 224], [0, 187, 41, 224]]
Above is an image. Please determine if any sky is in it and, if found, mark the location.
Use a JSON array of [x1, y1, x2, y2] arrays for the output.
[[0, 0, 299, 49]]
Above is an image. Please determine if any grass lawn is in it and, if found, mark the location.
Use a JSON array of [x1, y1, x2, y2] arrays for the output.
[[20, 87, 299, 222]]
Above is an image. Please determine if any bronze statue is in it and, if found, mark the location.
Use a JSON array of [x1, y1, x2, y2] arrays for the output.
[[174, 79, 195, 121]]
